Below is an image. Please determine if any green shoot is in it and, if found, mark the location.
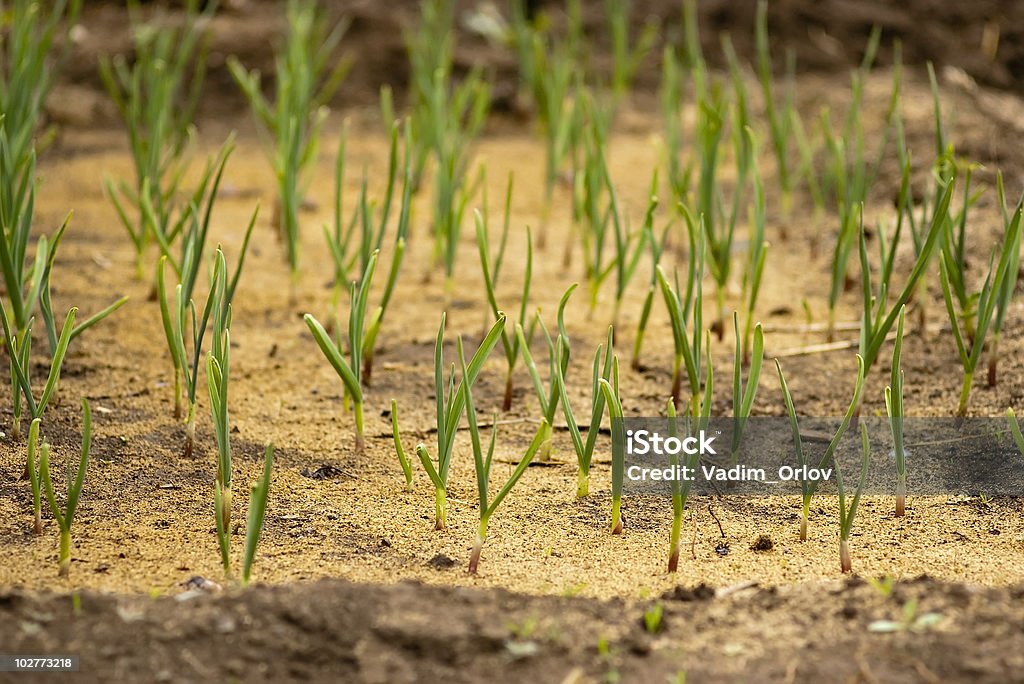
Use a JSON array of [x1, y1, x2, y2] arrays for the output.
[[836, 423, 871, 573], [100, 0, 218, 281], [0, 0, 82, 177], [241, 443, 274, 587], [516, 286, 576, 459], [668, 343, 713, 571], [884, 306, 907, 516], [858, 170, 954, 382], [741, 132, 768, 364], [731, 312, 763, 464], [390, 399, 413, 491], [229, 0, 350, 281], [630, 222, 669, 371], [1008, 409, 1024, 457], [303, 251, 379, 453], [597, 357, 624, 534], [153, 145, 249, 420], [659, 45, 691, 203], [605, 0, 657, 104], [557, 326, 614, 497], [754, 0, 797, 216], [206, 248, 233, 572], [37, 398, 91, 577], [463, 341, 546, 573], [776, 354, 865, 541], [987, 173, 1022, 387], [24, 418, 43, 534], [656, 216, 704, 414], [476, 205, 533, 411], [940, 196, 1021, 415], [404, 313, 505, 530]]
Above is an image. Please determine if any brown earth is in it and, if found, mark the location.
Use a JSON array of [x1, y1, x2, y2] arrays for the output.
[[3, 1, 1024, 682]]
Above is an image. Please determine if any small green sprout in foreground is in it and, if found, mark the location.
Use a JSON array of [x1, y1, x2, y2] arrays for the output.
[[36, 398, 91, 577], [390, 399, 413, 491], [464, 340, 545, 574], [241, 444, 274, 587], [642, 602, 665, 634], [776, 354, 865, 541], [667, 362, 712, 572], [885, 306, 907, 516], [1007, 409, 1024, 457], [836, 422, 871, 573], [656, 224, 705, 414]]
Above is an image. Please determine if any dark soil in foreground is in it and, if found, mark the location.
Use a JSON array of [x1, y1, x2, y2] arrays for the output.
[[2, 576, 1023, 683]]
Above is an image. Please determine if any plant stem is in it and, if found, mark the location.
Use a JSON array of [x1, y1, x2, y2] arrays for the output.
[[183, 401, 196, 457], [354, 400, 365, 453], [434, 485, 447, 530], [957, 372, 973, 417], [611, 497, 623, 535], [896, 475, 906, 517], [468, 519, 487, 574], [840, 538, 852, 573], [668, 515, 681, 572], [800, 501, 809, 542], [576, 468, 590, 498], [58, 529, 71, 578]]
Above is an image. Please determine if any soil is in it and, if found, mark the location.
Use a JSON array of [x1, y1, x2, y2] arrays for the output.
[[3, 1, 1024, 682]]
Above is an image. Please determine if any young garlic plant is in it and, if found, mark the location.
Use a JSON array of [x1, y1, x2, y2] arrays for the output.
[[987, 173, 1022, 388], [836, 423, 871, 573], [159, 233, 254, 457], [558, 327, 614, 498], [730, 312, 764, 465], [463, 342, 545, 574], [885, 307, 907, 516], [941, 198, 1021, 416], [597, 357, 624, 534], [394, 313, 505, 530], [100, 0, 217, 281], [36, 399, 91, 577], [229, 0, 351, 282], [776, 354, 865, 542]]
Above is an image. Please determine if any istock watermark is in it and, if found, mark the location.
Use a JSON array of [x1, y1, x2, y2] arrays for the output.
[[616, 417, 1024, 496]]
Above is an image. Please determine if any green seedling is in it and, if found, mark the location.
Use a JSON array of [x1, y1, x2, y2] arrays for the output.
[[988, 173, 1022, 387], [668, 352, 713, 572], [402, 313, 505, 530], [558, 326, 614, 497], [857, 170, 954, 386], [884, 306, 907, 516], [940, 193, 1021, 415], [390, 399, 413, 490], [476, 203, 534, 411], [776, 354, 865, 541], [323, 123, 411, 385], [741, 134, 768, 364], [656, 217, 705, 414], [152, 143, 248, 420], [630, 222, 669, 371], [754, 0, 797, 217], [642, 602, 665, 634], [822, 33, 900, 340], [660, 44, 691, 203], [1007, 409, 1024, 457], [0, 0, 82, 177], [36, 399, 91, 577], [730, 313, 763, 465], [464, 342, 546, 574], [325, 119, 412, 327], [241, 443, 274, 587], [160, 228, 252, 456], [303, 251, 380, 453], [405, 0, 490, 286], [24, 418, 43, 534], [605, 0, 657, 104], [229, 0, 350, 281], [100, 0, 218, 280], [597, 357, 624, 534], [516, 286, 576, 459], [836, 422, 871, 573]]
